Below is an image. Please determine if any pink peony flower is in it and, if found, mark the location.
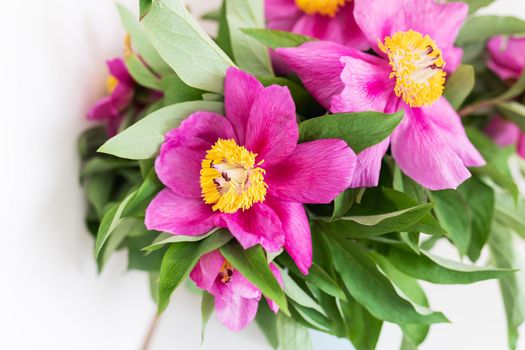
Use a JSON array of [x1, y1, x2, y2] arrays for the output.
[[265, 0, 367, 49], [190, 250, 282, 331], [277, 0, 485, 190], [485, 117, 525, 159], [88, 58, 134, 136], [145, 67, 356, 274], [487, 35, 525, 81]]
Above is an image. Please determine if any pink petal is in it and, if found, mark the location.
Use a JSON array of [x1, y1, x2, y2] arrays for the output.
[[155, 112, 236, 198], [276, 41, 359, 109], [487, 36, 525, 80], [107, 58, 134, 85], [222, 203, 285, 252], [443, 46, 463, 74], [244, 85, 298, 166], [145, 189, 218, 235], [266, 263, 283, 313], [190, 251, 224, 291], [350, 138, 391, 188], [265, 0, 301, 31], [265, 198, 312, 275], [87, 96, 119, 121], [331, 55, 396, 113], [485, 116, 521, 147], [265, 139, 356, 203], [214, 290, 260, 332], [391, 103, 475, 190], [230, 272, 262, 299], [518, 133, 525, 159], [224, 67, 264, 143]]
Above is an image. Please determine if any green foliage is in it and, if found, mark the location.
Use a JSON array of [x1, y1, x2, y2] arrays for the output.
[[241, 28, 314, 49], [444, 64, 475, 109], [457, 16, 525, 46]]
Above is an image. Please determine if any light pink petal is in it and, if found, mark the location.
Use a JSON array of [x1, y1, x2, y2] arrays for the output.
[[276, 41, 359, 109], [265, 139, 355, 203], [265, 198, 312, 275], [190, 251, 224, 291], [230, 272, 262, 299], [391, 105, 472, 190], [224, 67, 264, 143], [244, 85, 298, 166], [156, 112, 236, 198], [487, 36, 525, 80], [443, 46, 463, 74], [350, 138, 391, 188], [214, 291, 260, 332], [222, 203, 285, 252], [266, 263, 284, 313], [145, 189, 218, 235], [485, 116, 521, 147], [518, 133, 525, 159], [331, 55, 396, 113], [265, 0, 301, 31]]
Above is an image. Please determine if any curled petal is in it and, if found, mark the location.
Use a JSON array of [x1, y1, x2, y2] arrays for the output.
[[190, 251, 224, 291], [350, 138, 391, 188]]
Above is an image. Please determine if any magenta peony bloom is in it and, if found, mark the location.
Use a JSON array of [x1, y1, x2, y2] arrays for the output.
[[277, 0, 485, 190], [265, 0, 367, 49], [486, 117, 525, 159], [145, 67, 356, 274], [190, 250, 282, 331], [487, 35, 525, 81], [88, 58, 134, 135]]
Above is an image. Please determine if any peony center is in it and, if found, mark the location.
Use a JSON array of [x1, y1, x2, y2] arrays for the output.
[[379, 30, 446, 108], [200, 138, 267, 214], [219, 260, 234, 283], [106, 75, 119, 94], [295, 0, 348, 17]]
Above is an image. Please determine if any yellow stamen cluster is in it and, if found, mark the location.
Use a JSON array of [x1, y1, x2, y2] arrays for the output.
[[200, 139, 267, 214], [379, 30, 446, 108], [295, 0, 348, 17], [124, 33, 133, 58], [106, 75, 119, 94]]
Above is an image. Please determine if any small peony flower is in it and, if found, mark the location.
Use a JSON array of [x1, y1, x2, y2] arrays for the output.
[[265, 0, 367, 49], [485, 117, 525, 159], [277, 0, 485, 190], [487, 35, 525, 81], [88, 58, 134, 136], [190, 250, 282, 331], [145, 67, 356, 274]]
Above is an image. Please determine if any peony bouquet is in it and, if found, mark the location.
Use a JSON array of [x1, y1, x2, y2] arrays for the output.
[[78, 0, 525, 348]]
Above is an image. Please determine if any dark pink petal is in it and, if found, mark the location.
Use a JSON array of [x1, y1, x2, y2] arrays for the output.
[[354, 0, 467, 55], [190, 251, 224, 291], [244, 85, 298, 165], [291, 3, 368, 49], [145, 189, 218, 235], [214, 290, 260, 332], [87, 96, 119, 121], [391, 100, 480, 190], [487, 36, 525, 80], [265, 198, 312, 275], [111, 83, 134, 111], [265, 0, 301, 31], [230, 272, 262, 299], [485, 116, 520, 147], [265, 139, 355, 203], [266, 263, 284, 313], [107, 58, 134, 85], [276, 41, 359, 109], [224, 67, 264, 143], [155, 112, 236, 198], [331, 55, 396, 113], [222, 203, 285, 252], [350, 138, 391, 188], [518, 133, 525, 159]]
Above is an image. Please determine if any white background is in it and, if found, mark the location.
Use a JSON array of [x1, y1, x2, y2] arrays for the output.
[[3, 0, 525, 349]]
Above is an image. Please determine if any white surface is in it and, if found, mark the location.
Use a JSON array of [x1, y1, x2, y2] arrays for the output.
[[3, 0, 525, 349]]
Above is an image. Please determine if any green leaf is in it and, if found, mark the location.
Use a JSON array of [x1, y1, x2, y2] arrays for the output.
[[457, 16, 525, 46], [498, 102, 525, 133], [124, 53, 162, 90], [200, 291, 214, 344], [280, 270, 326, 316], [201, 8, 220, 21], [220, 243, 289, 314], [122, 168, 163, 217], [84, 173, 116, 218], [78, 126, 108, 158], [331, 189, 357, 220], [256, 302, 279, 349], [276, 313, 313, 350], [94, 192, 135, 259], [142, 0, 234, 94], [143, 228, 222, 252], [495, 195, 525, 240], [81, 157, 138, 178], [458, 177, 495, 262], [157, 230, 232, 313], [139, 0, 152, 19], [160, 74, 206, 105], [116, 3, 170, 75], [241, 28, 315, 49], [299, 111, 404, 154], [499, 70, 525, 100], [225, 0, 273, 76], [444, 64, 475, 109], [430, 190, 472, 255], [327, 236, 447, 325], [341, 294, 383, 350], [489, 223, 525, 350], [461, 0, 495, 13], [216, 1, 234, 58], [98, 101, 224, 159], [387, 248, 514, 284]]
